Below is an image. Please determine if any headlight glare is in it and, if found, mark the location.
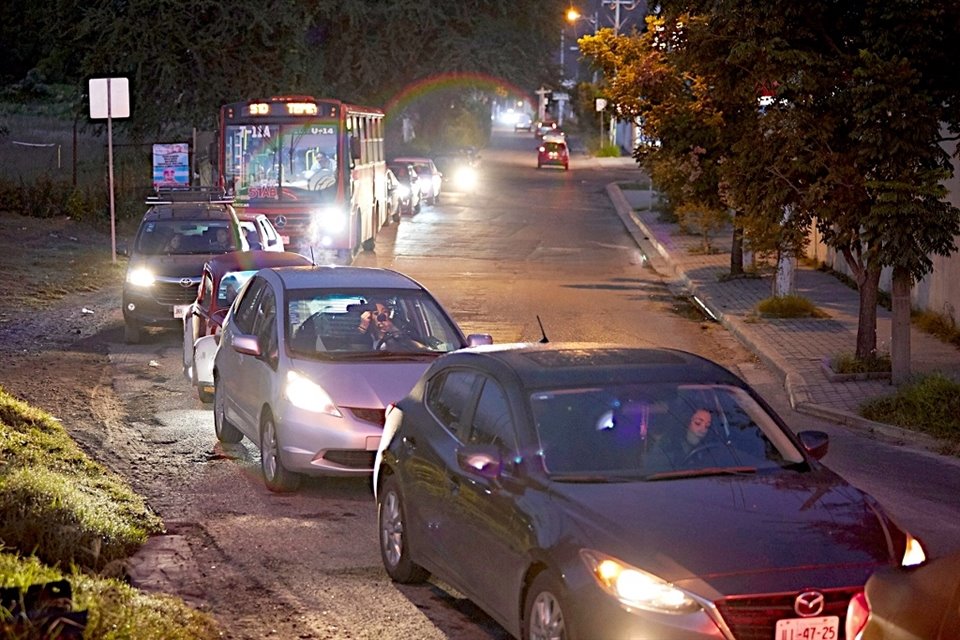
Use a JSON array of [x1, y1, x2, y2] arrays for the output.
[[397, 184, 410, 198], [285, 370, 342, 417], [126, 268, 155, 287], [580, 550, 700, 614], [312, 206, 347, 233]]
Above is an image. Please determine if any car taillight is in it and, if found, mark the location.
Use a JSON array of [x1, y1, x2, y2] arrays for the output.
[[845, 591, 869, 640]]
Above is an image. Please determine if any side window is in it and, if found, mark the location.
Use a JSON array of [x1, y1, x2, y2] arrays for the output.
[[253, 286, 278, 362], [232, 277, 267, 334], [426, 369, 480, 440], [469, 379, 517, 453]]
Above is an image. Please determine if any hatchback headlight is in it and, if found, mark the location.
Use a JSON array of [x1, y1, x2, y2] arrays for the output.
[[397, 184, 410, 198], [580, 550, 701, 614], [126, 268, 155, 287], [285, 370, 342, 417]]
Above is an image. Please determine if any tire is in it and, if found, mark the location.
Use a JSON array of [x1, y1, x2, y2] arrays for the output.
[[213, 379, 243, 444], [378, 474, 429, 584], [524, 571, 570, 640], [260, 413, 301, 493], [124, 320, 141, 344], [362, 237, 376, 252]]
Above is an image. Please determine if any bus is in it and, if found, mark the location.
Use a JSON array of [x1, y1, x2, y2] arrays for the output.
[[217, 96, 387, 260]]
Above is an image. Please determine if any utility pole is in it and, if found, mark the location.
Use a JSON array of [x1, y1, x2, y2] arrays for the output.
[[535, 86, 551, 122]]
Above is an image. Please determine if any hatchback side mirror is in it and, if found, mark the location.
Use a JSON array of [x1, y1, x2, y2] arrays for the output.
[[797, 430, 829, 460]]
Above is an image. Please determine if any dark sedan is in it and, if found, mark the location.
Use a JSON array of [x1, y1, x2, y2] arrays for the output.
[[374, 343, 926, 640]]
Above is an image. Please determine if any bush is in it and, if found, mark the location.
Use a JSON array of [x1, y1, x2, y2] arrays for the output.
[[913, 309, 960, 348], [830, 351, 892, 374], [756, 294, 826, 319], [861, 373, 960, 445]]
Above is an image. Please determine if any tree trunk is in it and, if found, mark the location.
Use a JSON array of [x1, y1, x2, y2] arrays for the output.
[[730, 216, 744, 276], [855, 266, 881, 360], [891, 267, 912, 385]]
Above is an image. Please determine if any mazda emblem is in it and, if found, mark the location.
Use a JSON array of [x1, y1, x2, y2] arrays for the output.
[[274, 215, 287, 228], [179, 278, 195, 288], [794, 591, 825, 617]]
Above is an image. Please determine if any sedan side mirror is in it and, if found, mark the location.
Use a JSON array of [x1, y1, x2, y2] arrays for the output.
[[797, 430, 829, 460], [467, 333, 493, 347], [231, 333, 261, 357]]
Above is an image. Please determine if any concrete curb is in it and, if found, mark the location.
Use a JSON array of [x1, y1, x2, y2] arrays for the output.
[[605, 181, 947, 454]]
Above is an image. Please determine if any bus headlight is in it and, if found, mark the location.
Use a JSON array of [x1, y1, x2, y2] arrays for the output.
[[126, 268, 155, 287], [311, 206, 347, 234]]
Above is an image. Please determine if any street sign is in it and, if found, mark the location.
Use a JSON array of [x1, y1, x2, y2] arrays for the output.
[[88, 78, 130, 119], [596, 98, 608, 111]]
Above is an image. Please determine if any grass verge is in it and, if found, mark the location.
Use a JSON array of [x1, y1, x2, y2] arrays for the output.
[[0, 387, 219, 638], [756, 294, 828, 319], [861, 373, 960, 455]]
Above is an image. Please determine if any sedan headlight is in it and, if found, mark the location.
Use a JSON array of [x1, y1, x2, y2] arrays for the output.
[[284, 370, 342, 417], [126, 267, 155, 287], [396, 184, 410, 198], [902, 533, 926, 566], [454, 167, 477, 190], [580, 550, 701, 614]]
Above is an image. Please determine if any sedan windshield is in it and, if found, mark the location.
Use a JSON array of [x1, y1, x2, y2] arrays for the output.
[[286, 289, 464, 357], [135, 219, 240, 255], [530, 383, 805, 479]]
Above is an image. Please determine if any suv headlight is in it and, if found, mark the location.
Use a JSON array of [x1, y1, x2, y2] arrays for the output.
[[126, 268, 155, 287]]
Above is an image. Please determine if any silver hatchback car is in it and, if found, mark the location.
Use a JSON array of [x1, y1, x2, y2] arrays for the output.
[[212, 265, 492, 492]]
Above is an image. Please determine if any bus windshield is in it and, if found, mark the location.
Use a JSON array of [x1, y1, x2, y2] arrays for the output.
[[224, 122, 339, 203]]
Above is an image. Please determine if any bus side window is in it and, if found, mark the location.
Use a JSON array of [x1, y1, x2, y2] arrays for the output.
[[349, 135, 360, 169]]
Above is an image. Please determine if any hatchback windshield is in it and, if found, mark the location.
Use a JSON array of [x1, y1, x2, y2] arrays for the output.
[[286, 288, 464, 357], [530, 383, 804, 478]]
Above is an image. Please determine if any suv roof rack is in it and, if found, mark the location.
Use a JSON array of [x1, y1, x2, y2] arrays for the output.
[[146, 186, 234, 205]]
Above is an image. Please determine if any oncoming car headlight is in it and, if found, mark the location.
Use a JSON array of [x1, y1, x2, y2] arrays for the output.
[[285, 370, 342, 417], [396, 184, 410, 198], [580, 550, 701, 614], [454, 167, 477, 190], [126, 268, 156, 287]]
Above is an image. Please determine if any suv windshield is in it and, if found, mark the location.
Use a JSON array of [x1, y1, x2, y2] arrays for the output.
[[136, 219, 240, 255]]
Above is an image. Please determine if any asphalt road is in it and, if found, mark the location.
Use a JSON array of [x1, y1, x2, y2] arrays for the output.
[[109, 125, 960, 639]]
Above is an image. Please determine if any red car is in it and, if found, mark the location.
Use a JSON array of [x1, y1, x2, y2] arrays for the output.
[[537, 139, 570, 170], [182, 250, 312, 402]]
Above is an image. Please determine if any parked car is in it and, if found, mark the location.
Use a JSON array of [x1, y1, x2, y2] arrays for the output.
[[237, 212, 284, 252], [385, 168, 403, 223], [212, 266, 493, 492], [182, 250, 313, 403], [386, 162, 422, 215], [374, 343, 926, 640], [121, 189, 249, 344], [391, 157, 442, 205], [538, 139, 570, 170], [846, 547, 960, 640]]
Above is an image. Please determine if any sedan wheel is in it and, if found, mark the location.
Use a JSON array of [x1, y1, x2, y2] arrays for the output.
[[260, 413, 300, 493], [525, 571, 569, 640], [378, 475, 429, 583], [213, 380, 243, 444]]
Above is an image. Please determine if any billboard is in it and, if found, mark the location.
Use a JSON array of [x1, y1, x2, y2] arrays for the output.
[[152, 143, 190, 189]]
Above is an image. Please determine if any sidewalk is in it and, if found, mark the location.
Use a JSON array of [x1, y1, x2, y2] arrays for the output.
[[607, 182, 960, 452]]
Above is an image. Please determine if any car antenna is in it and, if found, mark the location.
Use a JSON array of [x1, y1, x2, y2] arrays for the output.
[[536, 315, 549, 343]]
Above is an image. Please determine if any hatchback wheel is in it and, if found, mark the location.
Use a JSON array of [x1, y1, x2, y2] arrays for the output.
[[213, 380, 243, 444], [260, 413, 301, 493], [378, 474, 429, 583], [524, 571, 569, 640]]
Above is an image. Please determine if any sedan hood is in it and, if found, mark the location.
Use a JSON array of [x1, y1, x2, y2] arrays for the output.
[[292, 359, 433, 409], [551, 471, 898, 593]]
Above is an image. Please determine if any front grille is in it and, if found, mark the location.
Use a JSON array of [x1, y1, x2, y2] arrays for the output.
[[715, 587, 858, 640], [153, 281, 198, 305], [323, 450, 375, 469], [347, 407, 386, 426]]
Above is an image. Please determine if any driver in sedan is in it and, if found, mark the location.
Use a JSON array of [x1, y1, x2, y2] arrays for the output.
[[357, 301, 401, 347]]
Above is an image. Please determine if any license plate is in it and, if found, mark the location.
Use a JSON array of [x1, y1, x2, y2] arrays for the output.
[[280, 234, 290, 244], [775, 616, 839, 640], [365, 436, 380, 451], [173, 305, 189, 319]]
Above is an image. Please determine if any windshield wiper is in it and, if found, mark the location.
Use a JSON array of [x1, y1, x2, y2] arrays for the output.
[[645, 466, 757, 481], [550, 473, 642, 483]]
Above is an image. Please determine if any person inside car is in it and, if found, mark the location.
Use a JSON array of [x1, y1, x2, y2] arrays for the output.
[[357, 300, 400, 347]]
